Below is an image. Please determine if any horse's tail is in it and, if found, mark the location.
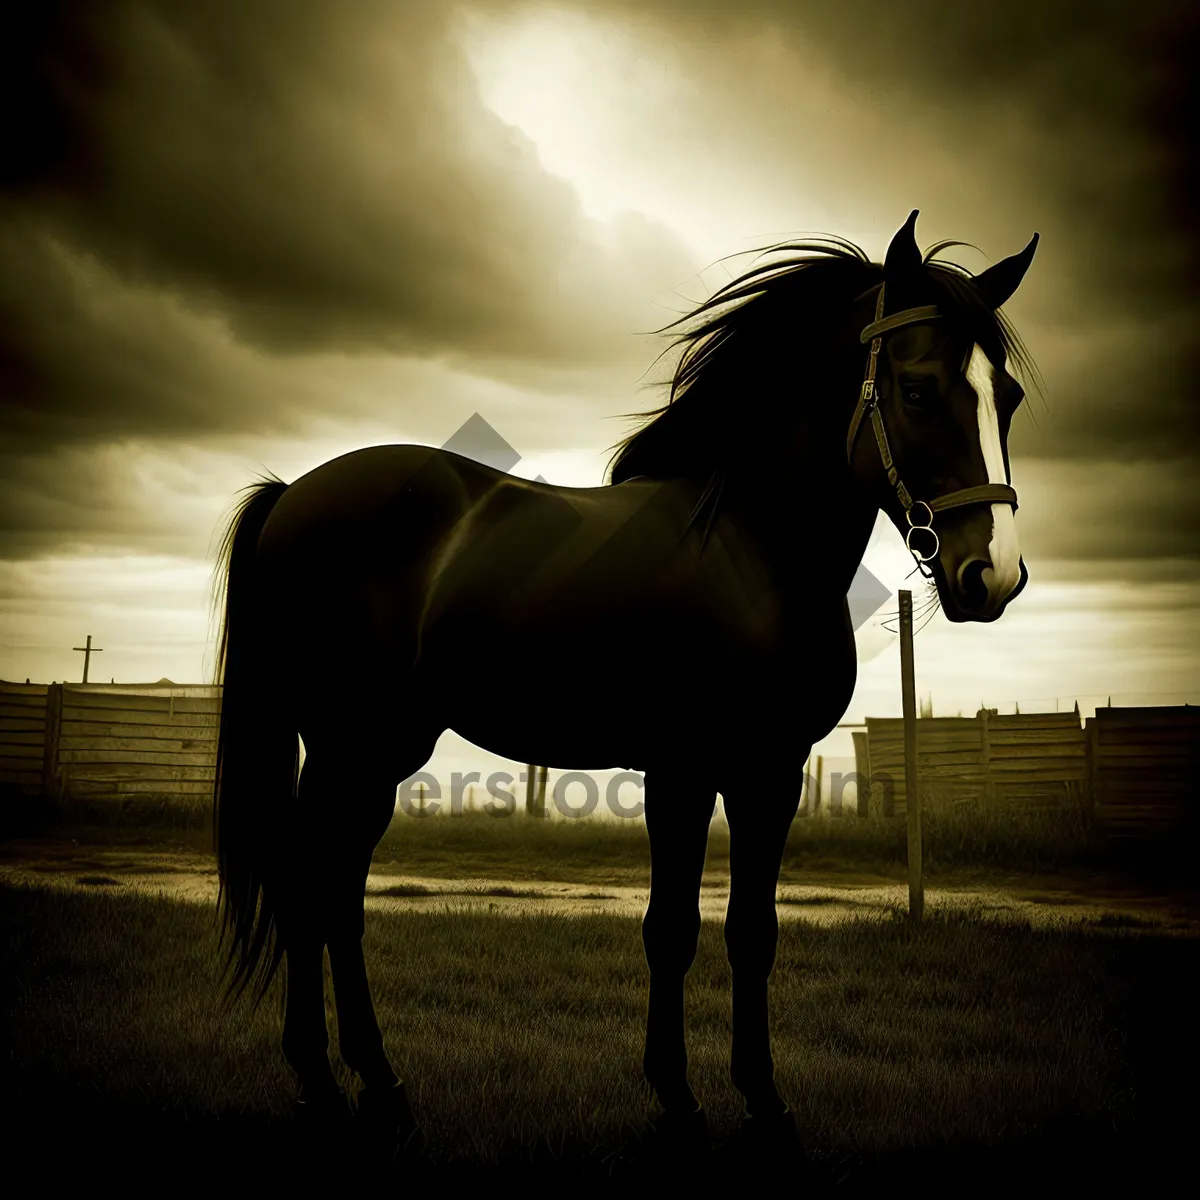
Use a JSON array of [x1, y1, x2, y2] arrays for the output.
[[213, 476, 293, 1002]]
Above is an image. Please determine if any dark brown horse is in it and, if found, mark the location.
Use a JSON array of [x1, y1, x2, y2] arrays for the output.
[[213, 211, 1038, 1141]]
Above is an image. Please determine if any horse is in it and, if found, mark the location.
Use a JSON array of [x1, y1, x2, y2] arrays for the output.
[[213, 210, 1039, 1143]]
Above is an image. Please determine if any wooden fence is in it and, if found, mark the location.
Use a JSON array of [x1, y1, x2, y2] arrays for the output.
[[1, 681, 220, 802], [1087, 707, 1200, 836], [861, 709, 1087, 815], [0, 683, 50, 793], [857, 706, 1197, 835], [3, 682, 1196, 834]]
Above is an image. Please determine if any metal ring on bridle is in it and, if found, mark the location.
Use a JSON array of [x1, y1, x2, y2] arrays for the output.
[[905, 523, 940, 563], [906, 500, 934, 530]]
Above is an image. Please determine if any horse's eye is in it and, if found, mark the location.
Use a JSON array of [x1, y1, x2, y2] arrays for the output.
[[899, 377, 937, 408]]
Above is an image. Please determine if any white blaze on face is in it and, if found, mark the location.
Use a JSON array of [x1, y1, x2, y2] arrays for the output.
[[965, 344, 1021, 601]]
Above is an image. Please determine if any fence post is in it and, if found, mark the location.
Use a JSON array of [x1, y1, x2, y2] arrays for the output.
[[899, 591, 923, 922], [852, 731, 870, 818], [1085, 717, 1099, 824], [979, 706, 994, 807], [42, 682, 63, 799]]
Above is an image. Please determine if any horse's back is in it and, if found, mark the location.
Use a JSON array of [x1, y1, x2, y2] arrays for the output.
[[263, 445, 490, 536]]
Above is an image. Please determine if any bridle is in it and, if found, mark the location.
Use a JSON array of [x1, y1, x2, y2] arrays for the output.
[[846, 283, 1019, 575]]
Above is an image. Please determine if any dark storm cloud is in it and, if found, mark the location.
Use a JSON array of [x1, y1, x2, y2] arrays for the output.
[[0, 0, 692, 442], [572, 0, 1199, 439], [0, 223, 314, 453], [592, 0, 1197, 312], [1017, 457, 1200, 570], [2, 0, 1196, 572], [0, 444, 182, 560], [4, 1, 570, 353]]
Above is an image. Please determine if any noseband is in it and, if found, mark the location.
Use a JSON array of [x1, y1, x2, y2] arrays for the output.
[[846, 283, 1019, 573]]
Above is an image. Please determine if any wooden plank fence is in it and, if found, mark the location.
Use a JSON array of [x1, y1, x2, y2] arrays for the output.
[[863, 705, 1196, 836], [864, 710, 1087, 816], [1, 681, 220, 801], [1087, 707, 1200, 836], [0, 683, 49, 792], [2, 682, 1196, 836]]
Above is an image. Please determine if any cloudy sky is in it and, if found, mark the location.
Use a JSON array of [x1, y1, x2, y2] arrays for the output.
[[2, 1, 1197, 779]]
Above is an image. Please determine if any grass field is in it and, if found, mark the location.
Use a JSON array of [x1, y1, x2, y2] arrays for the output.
[[3, 793, 1196, 1185], [7, 784, 1181, 885], [4, 869, 1197, 1188]]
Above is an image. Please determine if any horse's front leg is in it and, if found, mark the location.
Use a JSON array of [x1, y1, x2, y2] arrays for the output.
[[723, 768, 804, 1121], [641, 769, 715, 1118]]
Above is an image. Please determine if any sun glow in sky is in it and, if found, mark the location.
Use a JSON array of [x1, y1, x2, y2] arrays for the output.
[[457, 8, 862, 263]]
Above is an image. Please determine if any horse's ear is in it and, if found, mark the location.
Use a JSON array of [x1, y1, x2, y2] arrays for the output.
[[974, 233, 1040, 309], [884, 210, 922, 280]]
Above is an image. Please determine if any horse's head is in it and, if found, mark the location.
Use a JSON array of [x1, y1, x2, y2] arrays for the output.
[[849, 211, 1038, 623]]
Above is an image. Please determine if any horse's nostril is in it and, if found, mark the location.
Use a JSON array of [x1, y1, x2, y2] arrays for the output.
[[957, 558, 991, 610]]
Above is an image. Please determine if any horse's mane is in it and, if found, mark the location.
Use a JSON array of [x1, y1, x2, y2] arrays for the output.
[[607, 236, 1037, 536]]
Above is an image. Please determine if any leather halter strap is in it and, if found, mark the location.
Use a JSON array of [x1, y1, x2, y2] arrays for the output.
[[846, 283, 1019, 550], [860, 304, 942, 343], [928, 484, 1018, 513]]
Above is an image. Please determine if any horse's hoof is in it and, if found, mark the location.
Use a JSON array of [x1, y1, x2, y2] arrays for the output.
[[294, 1082, 352, 1127], [355, 1081, 419, 1150], [742, 1107, 808, 1155], [650, 1103, 710, 1152]]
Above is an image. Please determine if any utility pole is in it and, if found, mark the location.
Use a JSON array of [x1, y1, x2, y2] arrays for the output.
[[72, 634, 103, 684], [899, 591, 923, 922]]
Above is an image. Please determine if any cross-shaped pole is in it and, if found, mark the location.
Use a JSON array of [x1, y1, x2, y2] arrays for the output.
[[73, 634, 103, 684]]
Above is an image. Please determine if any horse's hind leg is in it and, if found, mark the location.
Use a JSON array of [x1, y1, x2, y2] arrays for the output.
[[281, 936, 342, 1116], [641, 769, 715, 1119], [303, 740, 428, 1137], [278, 779, 345, 1116]]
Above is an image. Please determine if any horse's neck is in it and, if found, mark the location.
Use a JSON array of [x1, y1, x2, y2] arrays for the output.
[[726, 413, 877, 596]]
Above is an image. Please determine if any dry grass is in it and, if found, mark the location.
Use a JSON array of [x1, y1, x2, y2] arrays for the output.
[[3, 878, 1134, 1168], [5, 778, 1131, 882]]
